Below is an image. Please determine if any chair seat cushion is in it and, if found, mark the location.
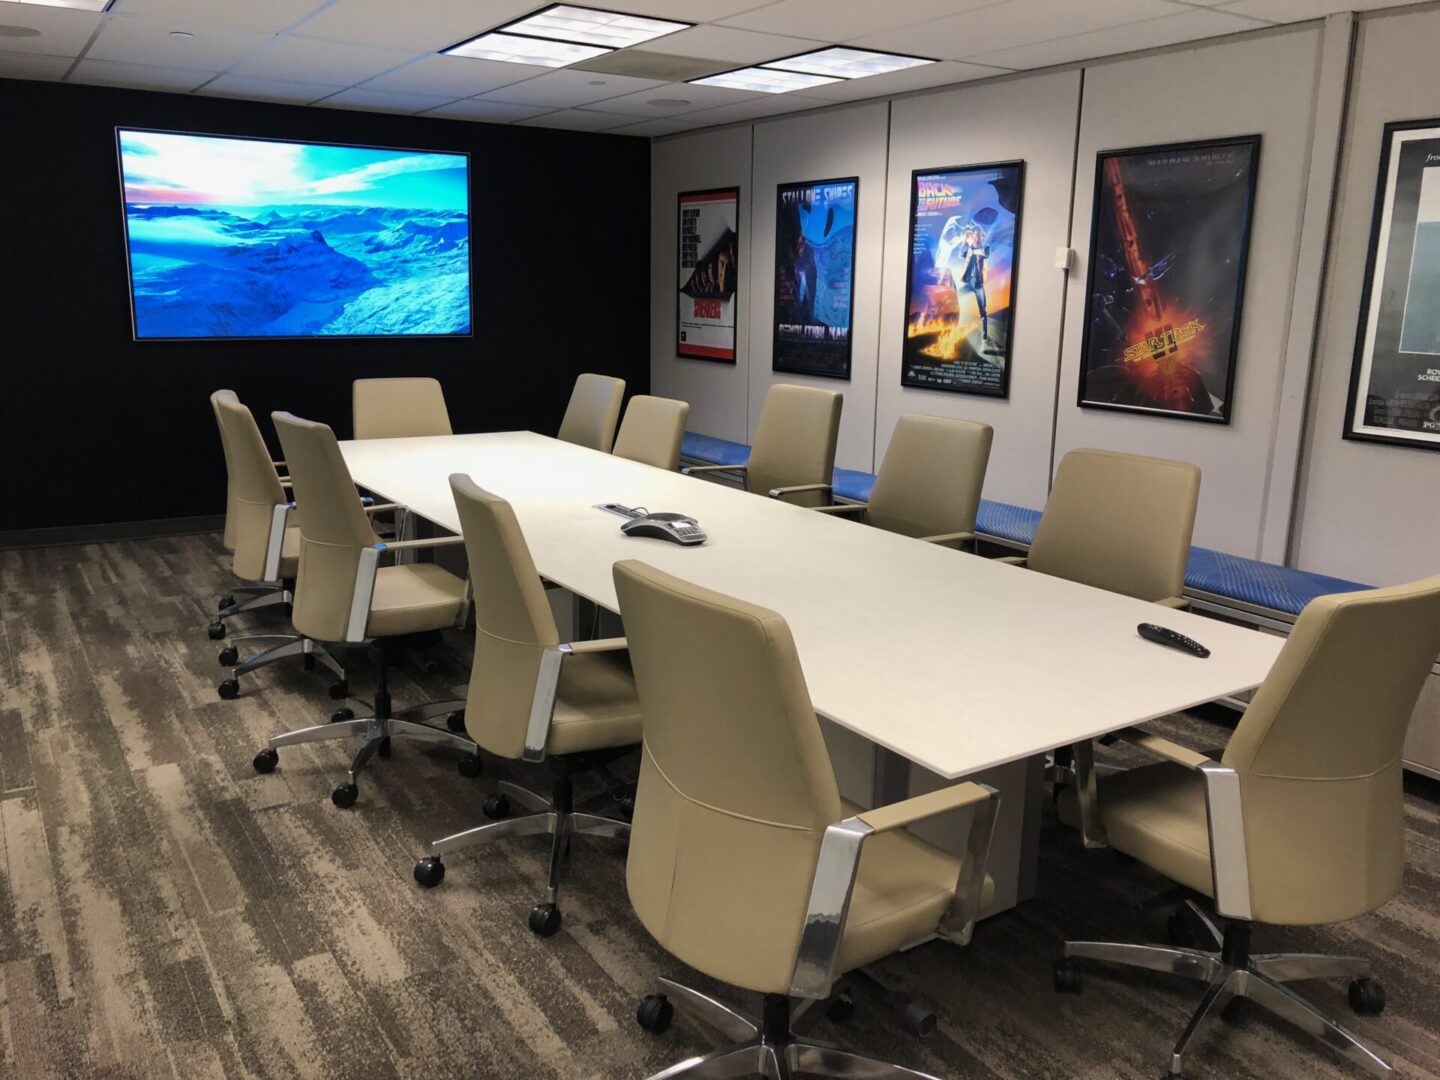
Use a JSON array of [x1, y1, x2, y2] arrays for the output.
[[364, 563, 468, 638], [546, 650, 643, 756], [836, 799, 995, 975], [1058, 761, 1214, 897]]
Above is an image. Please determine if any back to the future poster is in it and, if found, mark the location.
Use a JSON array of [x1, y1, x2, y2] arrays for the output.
[[773, 178, 857, 380]]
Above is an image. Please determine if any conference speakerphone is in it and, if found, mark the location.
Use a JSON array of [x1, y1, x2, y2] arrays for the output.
[[596, 503, 707, 546]]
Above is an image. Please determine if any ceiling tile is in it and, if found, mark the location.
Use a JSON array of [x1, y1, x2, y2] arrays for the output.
[[631, 25, 823, 63], [421, 98, 553, 122], [519, 107, 639, 131], [597, 1, 782, 19], [107, 0, 326, 34], [967, 7, 1263, 68], [289, 0, 537, 52], [361, 54, 538, 97], [674, 89, 829, 125], [800, 58, 1007, 100], [584, 79, 763, 116], [721, 0, 1006, 41], [231, 35, 414, 83], [0, 51, 71, 79], [197, 73, 343, 104], [608, 115, 701, 136], [0, 4, 101, 56], [87, 16, 273, 72], [850, 0, 1179, 60], [1217, 0, 1402, 20], [313, 86, 458, 114], [68, 57, 213, 91], [479, 68, 667, 108]]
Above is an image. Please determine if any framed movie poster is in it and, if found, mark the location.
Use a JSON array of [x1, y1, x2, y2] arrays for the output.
[[677, 187, 739, 362], [901, 161, 1024, 397], [1077, 136, 1260, 423], [1345, 119, 1440, 451], [773, 177, 858, 380]]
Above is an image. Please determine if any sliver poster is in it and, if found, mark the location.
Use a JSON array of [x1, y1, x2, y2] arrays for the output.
[[773, 177, 858, 380], [677, 188, 739, 362]]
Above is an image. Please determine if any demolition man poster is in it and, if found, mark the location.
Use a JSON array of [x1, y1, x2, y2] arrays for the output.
[[677, 188, 739, 362], [1078, 137, 1260, 423], [773, 177, 858, 379], [902, 162, 1024, 397]]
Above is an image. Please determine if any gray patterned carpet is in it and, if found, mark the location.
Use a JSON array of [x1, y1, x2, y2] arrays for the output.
[[2, 533, 1439, 1079]]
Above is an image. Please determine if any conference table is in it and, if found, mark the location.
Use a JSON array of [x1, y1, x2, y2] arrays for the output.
[[340, 431, 1285, 914]]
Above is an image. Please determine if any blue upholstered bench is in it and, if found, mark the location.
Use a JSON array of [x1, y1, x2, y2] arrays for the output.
[[680, 430, 1373, 623]]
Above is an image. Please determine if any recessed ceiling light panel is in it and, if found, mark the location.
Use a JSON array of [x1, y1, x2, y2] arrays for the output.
[[691, 67, 841, 95], [765, 47, 933, 79], [1, 0, 114, 9], [445, 31, 610, 68], [509, 5, 688, 49]]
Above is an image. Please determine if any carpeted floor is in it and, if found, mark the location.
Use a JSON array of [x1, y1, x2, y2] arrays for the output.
[[2, 533, 1439, 1079]]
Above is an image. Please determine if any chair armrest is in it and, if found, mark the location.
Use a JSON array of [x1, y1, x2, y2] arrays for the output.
[[790, 782, 1000, 998], [1112, 726, 1215, 771], [363, 502, 401, 515], [379, 536, 465, 552], [996, 555, 1027, 566], [278, 477, 294, 489], [918, 531, 975, 549], [1154, 596, 1190, 610], [812, 502, 868, 517], [565, 636, 628, 654], [770, 483, 832, 501], [682, 463, 747, 477], [263, 502, 292, 583]]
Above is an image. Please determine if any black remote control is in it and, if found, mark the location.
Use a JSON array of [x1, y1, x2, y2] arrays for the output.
[[1137, 623, 1211, 658]]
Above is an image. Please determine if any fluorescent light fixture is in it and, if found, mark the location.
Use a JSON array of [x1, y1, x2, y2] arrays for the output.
[[766, 47, 933, 79], [691, 67, 841, 95], [1, 0, 115, 10], [508, 4, 687, 49], [445, 31, 609, 68]]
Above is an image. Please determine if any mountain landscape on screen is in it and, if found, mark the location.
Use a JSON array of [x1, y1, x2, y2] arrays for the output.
[[117, 131, 471, 339]]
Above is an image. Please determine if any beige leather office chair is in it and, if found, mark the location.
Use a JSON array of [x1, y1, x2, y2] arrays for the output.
[[557, 373, 625, 453], [1005, 448, 1199, 607], [818, 414, 992, 548], [412, 475, 638, 937], [210, 390, 286, 624], [612, 395, 690, 470], [352, 377, 452, 439], [251, 413, 474, 808], [683, 383, 843, 508], [208, 392, 345, 700], [612, 559, 999, 1079], [1054, 576, 1440, 1077]]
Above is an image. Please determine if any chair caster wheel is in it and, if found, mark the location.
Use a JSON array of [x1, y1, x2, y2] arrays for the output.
[[303, 653, 316, 671], [218, 596, 236, 611], [446, 710, 466, 733], [483, 793, 511, 819], [218, 678, 240, 700], [457, 754, 483, 779], [413, 856, 445, 888], [1053, 958, 1083, 994], [218, 646, 239, 667], [377, 736, 391, 759], [826, 989, 855, 1024], [331, 783, 358, 809], [636, 994, 674, 1035], [328, 680, 348, 701], [1349, 977, 1386, 1016], [529, 903, 561, 938], [903, 1000, 936, 1039], [331, 707, 355, 723], [207, 622, 226, 640], [252, 748, 278, 774]]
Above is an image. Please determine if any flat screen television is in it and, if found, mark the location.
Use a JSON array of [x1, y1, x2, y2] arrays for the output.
[[115, 129, 472, 340]]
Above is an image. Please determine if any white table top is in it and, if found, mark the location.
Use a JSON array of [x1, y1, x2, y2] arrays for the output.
[[340, 431, 1284, 780]]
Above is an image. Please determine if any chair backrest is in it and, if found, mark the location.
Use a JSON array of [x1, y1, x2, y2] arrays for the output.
[[272, 412, 377, 642], [1027, 448, 1199, 602], [746, 384, 843, 508], [612, 558, 843, 995], [211, 390, 240, 551], [352, 377, 452, 440], [1221, 576, 1440, 926], [557, 373, 625, 453], [451, 474, 561, 760], [867, 414, 993, 539], [612, 395, 690, 470], [213, 393, 287, 583]]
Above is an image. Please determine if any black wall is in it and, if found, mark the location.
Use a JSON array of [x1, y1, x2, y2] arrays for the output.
[[0, 78, 651, 535]]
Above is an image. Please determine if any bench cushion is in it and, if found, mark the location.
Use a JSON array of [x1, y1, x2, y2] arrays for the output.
[[680, 432, 750, 468]]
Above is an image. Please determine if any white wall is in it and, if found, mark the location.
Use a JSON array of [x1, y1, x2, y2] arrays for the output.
[[1293, 4, 1440, 586]]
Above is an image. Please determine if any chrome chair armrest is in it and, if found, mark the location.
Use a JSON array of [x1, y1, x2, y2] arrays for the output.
[[812, 503, 867, 517], [262, 502, 292, 583], [1197, 762, 1252, 920], [522, 643, 572, 762], [344, 544, 385, 642], [770, 482, 832, 502], [789, 782, 1000, 999]]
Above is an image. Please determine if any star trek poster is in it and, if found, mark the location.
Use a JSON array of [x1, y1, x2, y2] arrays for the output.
[[677, 188, 739, 362], [901, 162, 1024, 398], [1078, 137, 1260, 423], [1346, 119, 1440, 452], [773, 177, 858, 380]]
